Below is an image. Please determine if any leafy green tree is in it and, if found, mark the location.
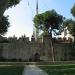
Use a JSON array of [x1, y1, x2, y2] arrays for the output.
[[63, 19, 75, 37], [0, 0, 21, 35], [7, 0, 21, 8], [70, 4, 75, 42], [33, 10, 64, 37], [33, 10, 64, 62], [0, 0, 21, 20], [0, 16, 9, 35], [71, 4, 75, 17]]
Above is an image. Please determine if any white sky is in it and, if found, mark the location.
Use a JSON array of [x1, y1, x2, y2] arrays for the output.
[[4, 0, 74, 38]]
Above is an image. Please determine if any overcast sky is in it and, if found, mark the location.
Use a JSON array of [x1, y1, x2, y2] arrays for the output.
[[4, 0, 74, 38]]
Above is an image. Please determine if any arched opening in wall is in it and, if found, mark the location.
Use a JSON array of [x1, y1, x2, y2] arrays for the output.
[[34, 53, 40, 62]]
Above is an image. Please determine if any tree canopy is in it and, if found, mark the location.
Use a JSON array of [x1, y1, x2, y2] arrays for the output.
[[0, 16, 9, 35], [70, 4, 75, 37], [0, 0, 21, 18], [33, 10, 64, 37], [0, 0, 21, 35], [7, 0, 21, 8], [63, 19, 75, 36], [71, 4, 75, 17]]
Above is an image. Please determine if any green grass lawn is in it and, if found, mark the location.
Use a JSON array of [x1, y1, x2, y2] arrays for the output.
[[0, 63, 75, 75], [0, 65, 24, 75], [39, 64, 75, 75]]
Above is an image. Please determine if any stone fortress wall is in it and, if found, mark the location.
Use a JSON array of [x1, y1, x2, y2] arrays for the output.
[[0, 35, 73, 61]]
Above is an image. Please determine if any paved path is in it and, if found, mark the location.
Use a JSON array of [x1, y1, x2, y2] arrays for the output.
[[22, 65, 48, 75]]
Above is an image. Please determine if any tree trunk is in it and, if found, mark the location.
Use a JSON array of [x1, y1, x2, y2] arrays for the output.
[[50, 38, 55, 62], [49, 33, 55, 62]]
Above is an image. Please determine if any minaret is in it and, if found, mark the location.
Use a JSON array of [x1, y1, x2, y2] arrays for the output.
[[33, 0, 39, 41], [36, 0, 38, 15]]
